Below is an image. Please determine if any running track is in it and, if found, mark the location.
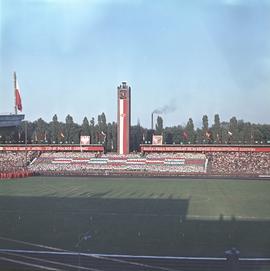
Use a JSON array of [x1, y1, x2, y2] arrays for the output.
[[1, 250, 270, 271], [0, 237, 269, 271]]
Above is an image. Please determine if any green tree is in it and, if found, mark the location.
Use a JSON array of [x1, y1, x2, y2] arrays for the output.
[[97, 112, 107, 144], [106, 122, 113, 152], [185, 118, 195, 144], [18, 121, 33, 144], [170, 126, 184, 144], [89, 117, 96, 144], [98, 112, 107, 132], [50, 114, 60, 143], [33, 118, 48, 143], [11, 112, 270, 148], [252, 124, 264, 143], [202, 115, 209, 143], [130, 121, 143, 152], [164, 130, 173, 144], [155, 116, 163, 135], [111, 121, 117, 151], [65, 114, 78, 143], [213, 114, 221, 143], [244, 122, 253, 144], [81, 117, 90, 136], [220, 122, 229, 144], [259, 124, 270, 143], [174, 126, 184, 144], [229, 117, 238, 143], [196, 128, 203, 144]]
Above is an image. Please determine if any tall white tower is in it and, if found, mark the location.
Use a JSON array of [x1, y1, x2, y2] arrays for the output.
[[117, 82, 131, 154]]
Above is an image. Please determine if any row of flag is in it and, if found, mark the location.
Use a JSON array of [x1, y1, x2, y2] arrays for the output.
[[143, 130, 234, 141], [28, 131, 108, 142], [185, 130, 233, 139]]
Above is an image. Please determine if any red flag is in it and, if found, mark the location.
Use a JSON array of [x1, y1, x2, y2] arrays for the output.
[[15, 80, 22, 111], [183, 131, 188, 139]]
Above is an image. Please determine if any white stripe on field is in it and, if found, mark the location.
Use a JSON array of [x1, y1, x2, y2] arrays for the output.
[[0, 238, 179, 270], [2, 252, 102, 271], [90, 254, 226, 261], [0, 256, 63, 271], [0, 236, 64, 251], [0, 249, 270, 262], [0, 249, 178, 271], [186, 215, 270, 221], [242, 258, 270, 261]]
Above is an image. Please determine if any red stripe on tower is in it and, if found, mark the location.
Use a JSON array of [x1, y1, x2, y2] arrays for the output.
[[123, 96, 127, 154]]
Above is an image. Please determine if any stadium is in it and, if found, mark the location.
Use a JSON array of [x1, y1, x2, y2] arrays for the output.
[[1, 81, 270, 271]]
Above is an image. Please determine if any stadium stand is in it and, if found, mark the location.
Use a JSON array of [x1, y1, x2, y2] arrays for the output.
[[0, 151, 37, 179], [1, 149, 270, 178], [28, 151, 207, 176], [207, 152, 270, 176]]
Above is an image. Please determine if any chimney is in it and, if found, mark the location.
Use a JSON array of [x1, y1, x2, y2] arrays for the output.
[[151, 112, 154, 130]]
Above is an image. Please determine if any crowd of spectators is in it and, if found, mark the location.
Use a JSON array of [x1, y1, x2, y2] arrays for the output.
[[41, 152, 97, 158], [0, 151, 26, 172], [207, 152, 270, 176], [145, 152, 206, 159], [0, 151, 38, 179], [2, 150, 270, 178], [28, 151, 207, 176], [0, 151, 40, 171]]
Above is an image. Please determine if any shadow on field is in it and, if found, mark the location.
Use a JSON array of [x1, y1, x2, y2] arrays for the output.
[[0, 195, 270, 258]]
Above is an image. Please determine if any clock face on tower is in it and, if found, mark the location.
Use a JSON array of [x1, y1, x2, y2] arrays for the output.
[[119, 90, 127, 99]]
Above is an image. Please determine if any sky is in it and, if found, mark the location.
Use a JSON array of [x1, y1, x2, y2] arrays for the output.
[[0, 0, 270, 128]]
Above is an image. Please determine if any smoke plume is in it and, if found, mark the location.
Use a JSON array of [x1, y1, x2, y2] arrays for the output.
[[152, 101, 176, 115]]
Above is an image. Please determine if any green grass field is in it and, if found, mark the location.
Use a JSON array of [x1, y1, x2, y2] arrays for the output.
[[0, 176, 270, 257]]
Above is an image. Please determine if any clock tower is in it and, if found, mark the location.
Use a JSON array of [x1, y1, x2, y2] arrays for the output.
[[117, 82, 131, 154]]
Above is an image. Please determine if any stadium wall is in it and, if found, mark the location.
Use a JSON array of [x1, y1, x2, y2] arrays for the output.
[[0, 144, 104, 152], [140, 144, 270, 153]]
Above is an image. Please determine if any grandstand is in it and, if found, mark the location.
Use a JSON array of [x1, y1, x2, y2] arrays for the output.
[[0, 150, 38, 179], [28, 151, 207, 176], [208, 152, 270, 176], [140, 144, 270, 178], [1, 144, 270, 178], [0, 144, 104, 179]]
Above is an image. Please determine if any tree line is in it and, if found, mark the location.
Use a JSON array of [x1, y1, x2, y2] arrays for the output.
[[1, 113, 270, 152]]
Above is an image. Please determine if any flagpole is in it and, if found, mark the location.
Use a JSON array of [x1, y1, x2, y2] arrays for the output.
[[14, 72, 17, 115]]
